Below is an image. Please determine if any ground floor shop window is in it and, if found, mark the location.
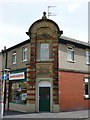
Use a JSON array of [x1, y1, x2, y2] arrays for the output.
[[10, 80, 27, 104]]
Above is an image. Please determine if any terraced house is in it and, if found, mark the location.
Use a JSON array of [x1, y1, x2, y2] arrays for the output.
[[1, 12, 90, 112]]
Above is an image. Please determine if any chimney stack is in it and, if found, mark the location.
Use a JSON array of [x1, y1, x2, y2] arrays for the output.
[[4, 46, 6, 50]]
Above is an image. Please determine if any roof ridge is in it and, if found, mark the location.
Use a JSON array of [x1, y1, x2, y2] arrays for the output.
[[60, 36, 89, 45]]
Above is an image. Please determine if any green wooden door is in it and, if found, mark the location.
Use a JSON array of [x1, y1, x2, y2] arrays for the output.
[[39, 87, 50, 112]]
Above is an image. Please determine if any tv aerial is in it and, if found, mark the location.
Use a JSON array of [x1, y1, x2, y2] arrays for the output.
[[47, 6, 57, 18]]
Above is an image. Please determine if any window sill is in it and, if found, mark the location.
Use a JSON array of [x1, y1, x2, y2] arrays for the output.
[[67, 60, 75, 63], [37, 59, 52, 62], [84, 95, 90, 99], [21, 60, 27, 62], [86, 63, 90, 65], [12, 63, 16, 65]]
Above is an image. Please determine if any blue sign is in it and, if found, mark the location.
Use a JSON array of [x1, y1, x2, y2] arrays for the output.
[[2, 73, 7, 80]]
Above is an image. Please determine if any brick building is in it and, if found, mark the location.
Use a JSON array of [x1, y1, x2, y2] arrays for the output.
[[1, 12, 90, 112]]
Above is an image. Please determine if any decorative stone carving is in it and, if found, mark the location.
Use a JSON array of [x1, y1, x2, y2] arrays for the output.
[[36, 27, 52, 39], [36, 63, 52, 78]]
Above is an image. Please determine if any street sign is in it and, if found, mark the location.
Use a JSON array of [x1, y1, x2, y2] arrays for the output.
[[2, 73, 7, 80]]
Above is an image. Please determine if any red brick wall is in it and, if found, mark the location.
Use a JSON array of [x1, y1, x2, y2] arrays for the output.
[[59, 71, 90, 111]]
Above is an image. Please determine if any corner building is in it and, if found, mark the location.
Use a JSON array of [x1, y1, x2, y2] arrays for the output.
[[2, 12, 90, 112], [25, 12, 62, 112]]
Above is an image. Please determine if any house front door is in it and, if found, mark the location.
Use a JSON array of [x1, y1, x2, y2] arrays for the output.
[[39, 87, 50, 112]]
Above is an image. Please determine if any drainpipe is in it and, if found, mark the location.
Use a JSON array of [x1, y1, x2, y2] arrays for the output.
[[3, 46, 7, 112]]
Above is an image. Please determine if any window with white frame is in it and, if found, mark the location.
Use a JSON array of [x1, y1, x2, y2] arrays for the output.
[[84, 77, 90, 98], [86, 51, 90, 64], [37, 43, 49, 61], [40, 43, 49, 60], [22, 47, 27, 61], [12, 52, 16, 64], [67, 46, 74, 62]]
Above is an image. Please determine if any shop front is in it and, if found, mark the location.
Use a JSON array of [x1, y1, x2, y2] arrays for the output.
[[8, 70, 29, 112]]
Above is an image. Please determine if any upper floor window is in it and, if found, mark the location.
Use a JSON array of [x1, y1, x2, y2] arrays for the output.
[[40, 43, 49, 60], [12, 52, 16, 64], [67, 46, 74, 62], [37, 43, 50, 61], [86, 51, 90, 64], [22, 47, 27, 61], [84, 77, 90, 98]]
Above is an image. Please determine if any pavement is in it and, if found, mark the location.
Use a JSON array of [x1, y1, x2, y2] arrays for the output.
[[1, 109, 90, 119]]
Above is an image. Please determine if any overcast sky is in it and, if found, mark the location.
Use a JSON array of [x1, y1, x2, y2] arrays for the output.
[[0, 0, 89, 51]]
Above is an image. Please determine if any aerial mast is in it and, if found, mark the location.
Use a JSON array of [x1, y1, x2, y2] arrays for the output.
[[47, 6, 57, 18]]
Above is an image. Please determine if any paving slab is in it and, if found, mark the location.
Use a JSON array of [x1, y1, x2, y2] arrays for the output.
[[2, 110, 90, 119]]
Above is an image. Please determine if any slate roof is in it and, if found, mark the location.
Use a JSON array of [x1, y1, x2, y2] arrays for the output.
[[2, 36, 90, 52]]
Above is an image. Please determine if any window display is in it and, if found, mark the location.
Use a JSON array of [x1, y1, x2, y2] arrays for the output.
[[10, 81, 27, 104]]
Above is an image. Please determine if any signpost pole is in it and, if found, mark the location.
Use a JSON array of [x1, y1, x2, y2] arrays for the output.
[[1, 72, 7, 119], [0, 73, 3, 119], [1, 80, 5, 119]]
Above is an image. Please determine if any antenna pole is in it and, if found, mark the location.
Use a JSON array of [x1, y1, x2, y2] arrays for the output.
[[47, 6, 57, 18]]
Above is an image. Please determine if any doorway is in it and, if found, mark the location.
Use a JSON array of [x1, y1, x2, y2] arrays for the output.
[[39, 87, 50, 112]]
